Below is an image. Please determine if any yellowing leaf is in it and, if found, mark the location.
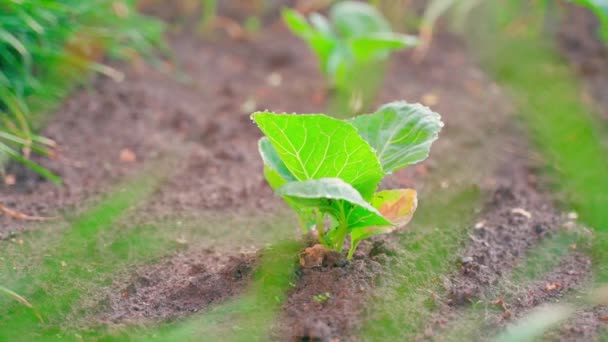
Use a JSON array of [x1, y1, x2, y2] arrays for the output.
[[371, 189, 418, 228], [348, 189, 417, 258]]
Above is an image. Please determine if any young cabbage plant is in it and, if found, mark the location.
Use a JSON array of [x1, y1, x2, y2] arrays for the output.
[[252, 101, 443, 259], [282, 1, 418, 90]]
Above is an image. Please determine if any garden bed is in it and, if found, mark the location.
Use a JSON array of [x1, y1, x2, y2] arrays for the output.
[[1, 2, 607, 341]]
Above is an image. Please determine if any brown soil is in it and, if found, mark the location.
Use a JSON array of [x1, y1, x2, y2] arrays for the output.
[[547, 306, 608, 342], [0, 69, 181, 238], [96, 250, 255, 325], [448, 163, 583, 306], [274, 242, 382, 341], [509, 253, 592, 314], [421, 154, 595, 340], [558, 4, 608, 119]]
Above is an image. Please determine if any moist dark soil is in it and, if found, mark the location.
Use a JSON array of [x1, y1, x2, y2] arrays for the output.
[[95, 250, 255, 325], [509, 253, 591, 315], [447, 161, 585, 306], [548, 306, 608, 342], [273, 241, 383, 342], [0, 68, 183, 238], [420, 149, 596, 339], [558, 4, 608, 119]]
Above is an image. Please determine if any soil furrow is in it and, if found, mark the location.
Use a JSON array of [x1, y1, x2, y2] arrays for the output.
[[96, 251, 256, 326], [421, 156, 594, 340], [558, 4, 608, 121]]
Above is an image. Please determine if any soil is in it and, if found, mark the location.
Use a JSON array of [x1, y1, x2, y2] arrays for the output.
[[548, 306, 608, 342], [2, 1, 607, 341], [447, 162, 585, 306], [420, 149, 595, 340], [0, 69, 180, 238], [274, 242, 383, 341], [96, 250, 255, 325], [558, 4, 608, 119], [509, 253, 592, 315]]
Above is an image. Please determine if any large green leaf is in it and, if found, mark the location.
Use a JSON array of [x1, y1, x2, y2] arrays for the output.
[[349, 101, 443, 174], [252, 112, 383, 199], [277, 178, 392, 229], [258, 137, 297, 189]]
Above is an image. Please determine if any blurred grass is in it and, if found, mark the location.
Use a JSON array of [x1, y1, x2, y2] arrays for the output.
[[462, 0, 608, 340], [88, 239, 302, 342], [356, 186, 481, 341], [435, 231, 587, 341], [0, 161, 170, 340], [0, 0, 165, 180]]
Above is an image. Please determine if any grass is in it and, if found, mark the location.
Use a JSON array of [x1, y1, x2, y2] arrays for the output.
[[89, 239, 302, 342], [0, 161, 170, 340], [458, 0, 608, 339], [356, 186, 481, 341], [0, 0, 165, 179], [0, 152, 301, 340], [435, 230, 588, 340]]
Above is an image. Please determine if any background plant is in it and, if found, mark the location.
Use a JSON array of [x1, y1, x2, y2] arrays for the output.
[[571, 0, 608, 41], [0, 0, 165, 181], [283, 1, 418, 114], [252, 101, 443, 258]]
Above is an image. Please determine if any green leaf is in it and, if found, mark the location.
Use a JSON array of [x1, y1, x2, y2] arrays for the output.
[[0, 142, 61, 184], [282, 8, 316, 38], [277, 178, 391, 229], [350, 32, 419, 62], [252, 112, 383, 199], [330, 1, 390, 38], [282, 8, 336, 73], [259, 137, 296, 187], [349, 101, 443, 174]]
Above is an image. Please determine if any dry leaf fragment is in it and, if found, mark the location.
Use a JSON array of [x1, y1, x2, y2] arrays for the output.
[[119, 148, 137, 163], [422, 93, 439, 106], [0, 203, 52, 221], [545, 283, 561, 291], [511, 208, 532, 219], [4, 174, 16, 186]]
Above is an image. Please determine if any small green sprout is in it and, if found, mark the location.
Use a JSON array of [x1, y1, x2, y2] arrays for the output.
[[313, 292, 331, 303], [252, 101, 443, 259], [282, 1, 418, 88]]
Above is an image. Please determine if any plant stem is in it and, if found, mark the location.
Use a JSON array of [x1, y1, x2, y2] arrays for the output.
[[296, 213, 308, 235], [346, 239, 357, 260], [316, 211, 332, 248], [334, 221, 349, 252]]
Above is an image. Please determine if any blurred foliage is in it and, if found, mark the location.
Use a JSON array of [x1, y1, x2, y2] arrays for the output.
[[572, 0, 608, 41], [0, 0, 165, 181]]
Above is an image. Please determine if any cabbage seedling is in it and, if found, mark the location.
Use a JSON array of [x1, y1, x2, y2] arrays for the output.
[[282, 1, 418, 88], [252, 101, 443, 259]]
